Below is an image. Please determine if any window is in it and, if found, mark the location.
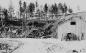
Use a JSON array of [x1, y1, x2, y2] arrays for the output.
[[70, 21, 76, 25]]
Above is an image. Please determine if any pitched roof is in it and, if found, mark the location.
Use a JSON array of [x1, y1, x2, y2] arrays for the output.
[[52, 12, 86, 31], [57, 12, 86, 25]]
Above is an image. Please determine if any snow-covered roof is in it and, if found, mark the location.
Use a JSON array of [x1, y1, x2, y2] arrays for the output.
[[57, 12, 86, 25], [52, 12, 86, 31]]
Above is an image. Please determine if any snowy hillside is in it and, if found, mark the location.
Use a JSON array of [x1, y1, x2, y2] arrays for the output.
[[1, 39, 86, 53]]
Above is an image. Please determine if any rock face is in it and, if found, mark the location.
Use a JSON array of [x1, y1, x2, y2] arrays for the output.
[[0, 40, 23, 53]]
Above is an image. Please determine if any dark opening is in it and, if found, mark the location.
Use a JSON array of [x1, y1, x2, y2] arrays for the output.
[[64, 33, 79, 41], [70, 21, 76, 25]]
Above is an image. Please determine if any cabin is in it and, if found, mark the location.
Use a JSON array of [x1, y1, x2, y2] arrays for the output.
[[56, 12, 86, 41]]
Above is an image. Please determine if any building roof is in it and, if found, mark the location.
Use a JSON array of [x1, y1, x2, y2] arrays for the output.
[[51, 12, 86, 31], [57, 12, 86, 25]]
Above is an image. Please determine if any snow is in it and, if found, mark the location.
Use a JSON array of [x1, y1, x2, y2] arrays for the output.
[[0, 38, 86, 53]]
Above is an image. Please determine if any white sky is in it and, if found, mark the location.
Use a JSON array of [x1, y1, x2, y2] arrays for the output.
[[0, 0, 86, 13]]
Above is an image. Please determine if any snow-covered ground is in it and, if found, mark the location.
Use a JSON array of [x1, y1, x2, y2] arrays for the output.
[[0, 38, 86, 53]]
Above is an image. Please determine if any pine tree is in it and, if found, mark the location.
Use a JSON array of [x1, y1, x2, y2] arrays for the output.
[[68, 8, 73, 13], [28, 3, 35, 14], [19, 0, 22, 17], [36, 1, 38, 7], [23, 1, 27, 11], [50, 3, 58, 14], [58, 3, 64, 14], [54, 3, 58, 14], [44, 3, 48, 13], [63, 3, 68, 13]]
